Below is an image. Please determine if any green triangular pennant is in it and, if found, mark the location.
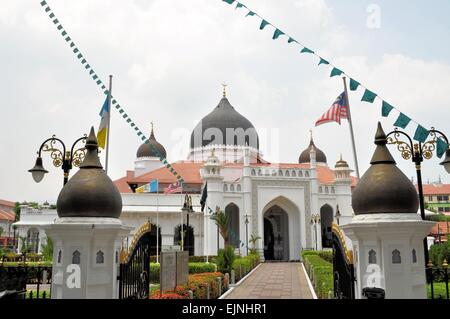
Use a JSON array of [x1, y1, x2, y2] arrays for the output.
[[223, 0, 235, 4], [318, 58, 329, 65], [272, 29, 284, 40], [40, 1, 47, 6], [260, 19, 270, 30], [45, 7, 51, 13], [141, 135, 146, 141], [436, 138, 449, 158], [413, 125, 430, 143], [236, 2, 244, 9], [349, 78, 360, 91], [301, 47, 314, 54], [361, 89, 377, 103], [288, 37, 296, 44], [330, 67, 343, 77], [57, 25, 63, 30], [393, 113, 411, 129], [246, 11, 255, 17], [381, 101, 394, 117]]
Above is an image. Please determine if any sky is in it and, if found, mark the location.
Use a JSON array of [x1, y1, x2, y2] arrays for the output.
[[1, 0, 450, 204]]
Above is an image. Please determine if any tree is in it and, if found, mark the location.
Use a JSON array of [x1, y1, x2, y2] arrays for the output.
[[41, 236, 53, 261], [209, 207, 230, 246], [13, 202, 21, 221], [249, 234, 261, 255]]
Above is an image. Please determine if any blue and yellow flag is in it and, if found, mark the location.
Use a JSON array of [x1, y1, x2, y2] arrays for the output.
[[136, 179, 159, 193], [97, 97, 109, 149]]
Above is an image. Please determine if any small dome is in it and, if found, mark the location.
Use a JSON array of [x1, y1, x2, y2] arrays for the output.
[[57, 127, 122, 218], [335, 155, 349, 168], [190, 95, 259, 149], [299, 135, 327, 164], [136, 125, 167, 159], [352, 122, 419, 215]]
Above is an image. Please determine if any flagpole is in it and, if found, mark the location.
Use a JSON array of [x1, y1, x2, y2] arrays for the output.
[[156, 180, 159, 264], [342, 77, 361, 179], [105, 75, 112, 174]]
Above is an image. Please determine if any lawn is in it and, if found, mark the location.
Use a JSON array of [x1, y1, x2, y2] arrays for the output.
[[427, 282, 449, 299]]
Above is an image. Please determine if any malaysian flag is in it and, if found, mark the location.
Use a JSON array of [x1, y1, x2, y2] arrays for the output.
[[164, 180, 182, 194], [315, 92, 348, 126]]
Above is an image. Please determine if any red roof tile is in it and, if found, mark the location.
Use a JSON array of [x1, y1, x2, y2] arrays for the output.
[[420, 184, 450, 195], [0, 199, 15, 208], [0, 209, 15, 221], [430, 221, 449, 236]]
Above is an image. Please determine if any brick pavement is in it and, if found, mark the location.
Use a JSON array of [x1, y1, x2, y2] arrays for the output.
[[224, 262, 313, 299]]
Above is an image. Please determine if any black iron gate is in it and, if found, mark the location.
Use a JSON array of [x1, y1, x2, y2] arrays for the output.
[[332, 223, 355, 299], [118, 222, 152, 299]]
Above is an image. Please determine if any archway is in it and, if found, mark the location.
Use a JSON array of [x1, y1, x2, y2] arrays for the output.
[[320, 204, 333, 248], [225, 203, 240, 248], [26, 228, 39, 253], [263, 205, 289, 261], [149, 223, 161, 256], [174, 224, 194, 256]]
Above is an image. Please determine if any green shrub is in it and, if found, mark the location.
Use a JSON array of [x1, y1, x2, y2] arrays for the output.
[[301, 250, 319, 258], [216, 246, 236, 274], [302, 253, 333, 299], [429, 239, 450, 269], [231, 253, 260, 282], [318, 250, 333, 264]]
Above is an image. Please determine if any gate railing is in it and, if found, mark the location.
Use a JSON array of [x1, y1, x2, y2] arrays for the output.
[[118, 221, 152, 299], [0, 262, 52, 299], [427, 259, 449, 299], [332, 223, 355, 299]]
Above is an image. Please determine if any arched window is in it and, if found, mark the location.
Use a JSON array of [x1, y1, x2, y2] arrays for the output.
[[331, 187, 335, 194], [368, 249, 377, 264], [272, 170, 277, 176], [285, 170, 290, 177], [237, 184, 241, 192], [278, 170, 283, 176], [392, 249, 401, 264], [292, 171, 297, 177], [224, 184, 228, 192], [325, 187, 329, 194], [258, 169, 262, 176], [115, 251, 119, 263], [305, 171, 310, 177], [412, 249, 417, 263], [319, 186, 323, 193], [251, 169, 256, 176], [72, 250, 81, 265], [299, 171, 303, 177], [57, 250, 62, 264], [230, 184, 235, 192], [96, 251, 104, 264]]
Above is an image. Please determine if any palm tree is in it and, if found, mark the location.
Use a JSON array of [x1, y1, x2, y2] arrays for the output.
[[210, 207, 230, 246], [249, 234, 261, 254]]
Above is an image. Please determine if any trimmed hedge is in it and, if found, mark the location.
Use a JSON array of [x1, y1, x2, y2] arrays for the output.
[[150, 262, 217, 283], [150, 272, 226, 299], [318, 250, 333, 264], [232, 253, 260, 282], [302, 251, 333, 299]]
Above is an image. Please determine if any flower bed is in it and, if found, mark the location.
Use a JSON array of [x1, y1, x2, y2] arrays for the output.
[[150, 272, 226, 299]]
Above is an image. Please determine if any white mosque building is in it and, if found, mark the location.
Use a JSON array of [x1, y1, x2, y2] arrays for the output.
[[15, 91, 356, 261]]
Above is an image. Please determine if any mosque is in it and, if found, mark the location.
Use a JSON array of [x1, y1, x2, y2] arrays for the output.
[[112, 89, 357, 261]]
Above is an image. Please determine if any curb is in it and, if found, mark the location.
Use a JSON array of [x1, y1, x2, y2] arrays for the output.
[[219, 263, 262, 299], [301, 262, 318, 299]]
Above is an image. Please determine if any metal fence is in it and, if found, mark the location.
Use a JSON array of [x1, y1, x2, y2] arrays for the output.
[[427, 260, 449, 299]]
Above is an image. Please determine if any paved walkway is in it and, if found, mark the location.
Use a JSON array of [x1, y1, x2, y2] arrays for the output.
[[224, 262, 314, 299]]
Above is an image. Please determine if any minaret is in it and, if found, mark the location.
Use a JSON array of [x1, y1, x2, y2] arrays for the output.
[[46, 127, 131, 299], [134, 122, 166, 177], [201, 149, 224, 256], [333, 155, 353, 226], [342, 122, 434, 299]]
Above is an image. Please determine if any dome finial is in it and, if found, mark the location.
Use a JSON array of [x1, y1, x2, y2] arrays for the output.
[[310, 129, 313, 141], [150, 121, 155, 138], [222, 83, 227, 98]]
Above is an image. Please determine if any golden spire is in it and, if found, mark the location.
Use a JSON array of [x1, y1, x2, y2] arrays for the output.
[[222, 83, 227, 98]]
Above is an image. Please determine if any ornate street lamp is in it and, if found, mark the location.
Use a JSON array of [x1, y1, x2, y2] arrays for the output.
[[310, 214, 320, 250], [386, 127, 449, 265], [29, 134, 88, 186], [181, 194, 194, 255]]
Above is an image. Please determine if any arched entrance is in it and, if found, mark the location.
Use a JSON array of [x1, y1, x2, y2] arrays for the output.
[[263, 206, 289, 261], [225, 203, 240, 248], [320, 204, 333, 248], [174, 224, 194, 256]]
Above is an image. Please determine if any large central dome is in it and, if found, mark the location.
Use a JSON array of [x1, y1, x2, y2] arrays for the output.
[[190, 96, 259, 150]]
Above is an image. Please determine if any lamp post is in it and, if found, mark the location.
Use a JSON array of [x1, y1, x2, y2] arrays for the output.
[[310, 214, 320, 250], [335, 205, 341, 225], [386, 127, 450, 265], [29, 134, 88, 186], [244, 214, 251, 255], [181, 194, 194, 255]]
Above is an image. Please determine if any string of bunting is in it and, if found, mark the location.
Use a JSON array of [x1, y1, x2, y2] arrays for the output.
[[40, 0, 251, 250], [38, 0, 185, 183], [222, 0, 449, 157]]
